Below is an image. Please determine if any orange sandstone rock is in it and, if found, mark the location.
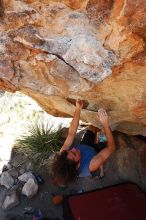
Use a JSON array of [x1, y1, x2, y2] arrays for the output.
[[0, 0, 146, 136]]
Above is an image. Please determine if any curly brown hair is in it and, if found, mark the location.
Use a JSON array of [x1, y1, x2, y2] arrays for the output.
[[49, 151, 78, 186]]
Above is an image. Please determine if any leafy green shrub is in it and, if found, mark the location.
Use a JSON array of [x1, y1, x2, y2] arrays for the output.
[[15, 120, 63, 159]]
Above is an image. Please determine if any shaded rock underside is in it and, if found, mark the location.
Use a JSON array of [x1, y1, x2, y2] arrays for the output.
[[0, 0, 146, 136]]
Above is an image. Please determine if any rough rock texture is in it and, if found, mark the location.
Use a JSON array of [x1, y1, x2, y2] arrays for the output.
[[109, 132, 146, 192], [0, 0, 146, 135], [0, 171, 14, 189], [2, 191, 19, 210], [22, 178, 38, 198]]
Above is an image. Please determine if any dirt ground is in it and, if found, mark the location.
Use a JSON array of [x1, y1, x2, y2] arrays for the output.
[[0, 129, 127, 220], [0, 147, 121, 220]]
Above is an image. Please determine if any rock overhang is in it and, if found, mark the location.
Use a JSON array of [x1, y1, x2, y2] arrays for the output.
[[0, 0, 146, 136]]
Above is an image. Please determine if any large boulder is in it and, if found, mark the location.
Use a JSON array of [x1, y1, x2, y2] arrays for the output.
[[0, 0, 146, 135], [108, 132, 146, 192]]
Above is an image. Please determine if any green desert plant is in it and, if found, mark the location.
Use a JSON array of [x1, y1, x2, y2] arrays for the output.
[[15, 120, 63, 159]]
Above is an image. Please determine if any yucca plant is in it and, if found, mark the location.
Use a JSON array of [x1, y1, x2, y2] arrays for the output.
[[15, 120, 63, 159]]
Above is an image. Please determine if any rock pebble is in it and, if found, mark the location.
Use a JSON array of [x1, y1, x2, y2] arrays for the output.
[[2, 190, 19, 210], [0, 171, 14, 189], [22, 178, 38, 198], [18, 172, 35, 182]]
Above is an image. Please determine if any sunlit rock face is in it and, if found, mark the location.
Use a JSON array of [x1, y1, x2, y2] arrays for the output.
[[0, 0, 146, 135]]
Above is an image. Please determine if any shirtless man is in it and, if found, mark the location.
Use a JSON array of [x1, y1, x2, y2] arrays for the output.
[[50, 100, 115, 186]]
